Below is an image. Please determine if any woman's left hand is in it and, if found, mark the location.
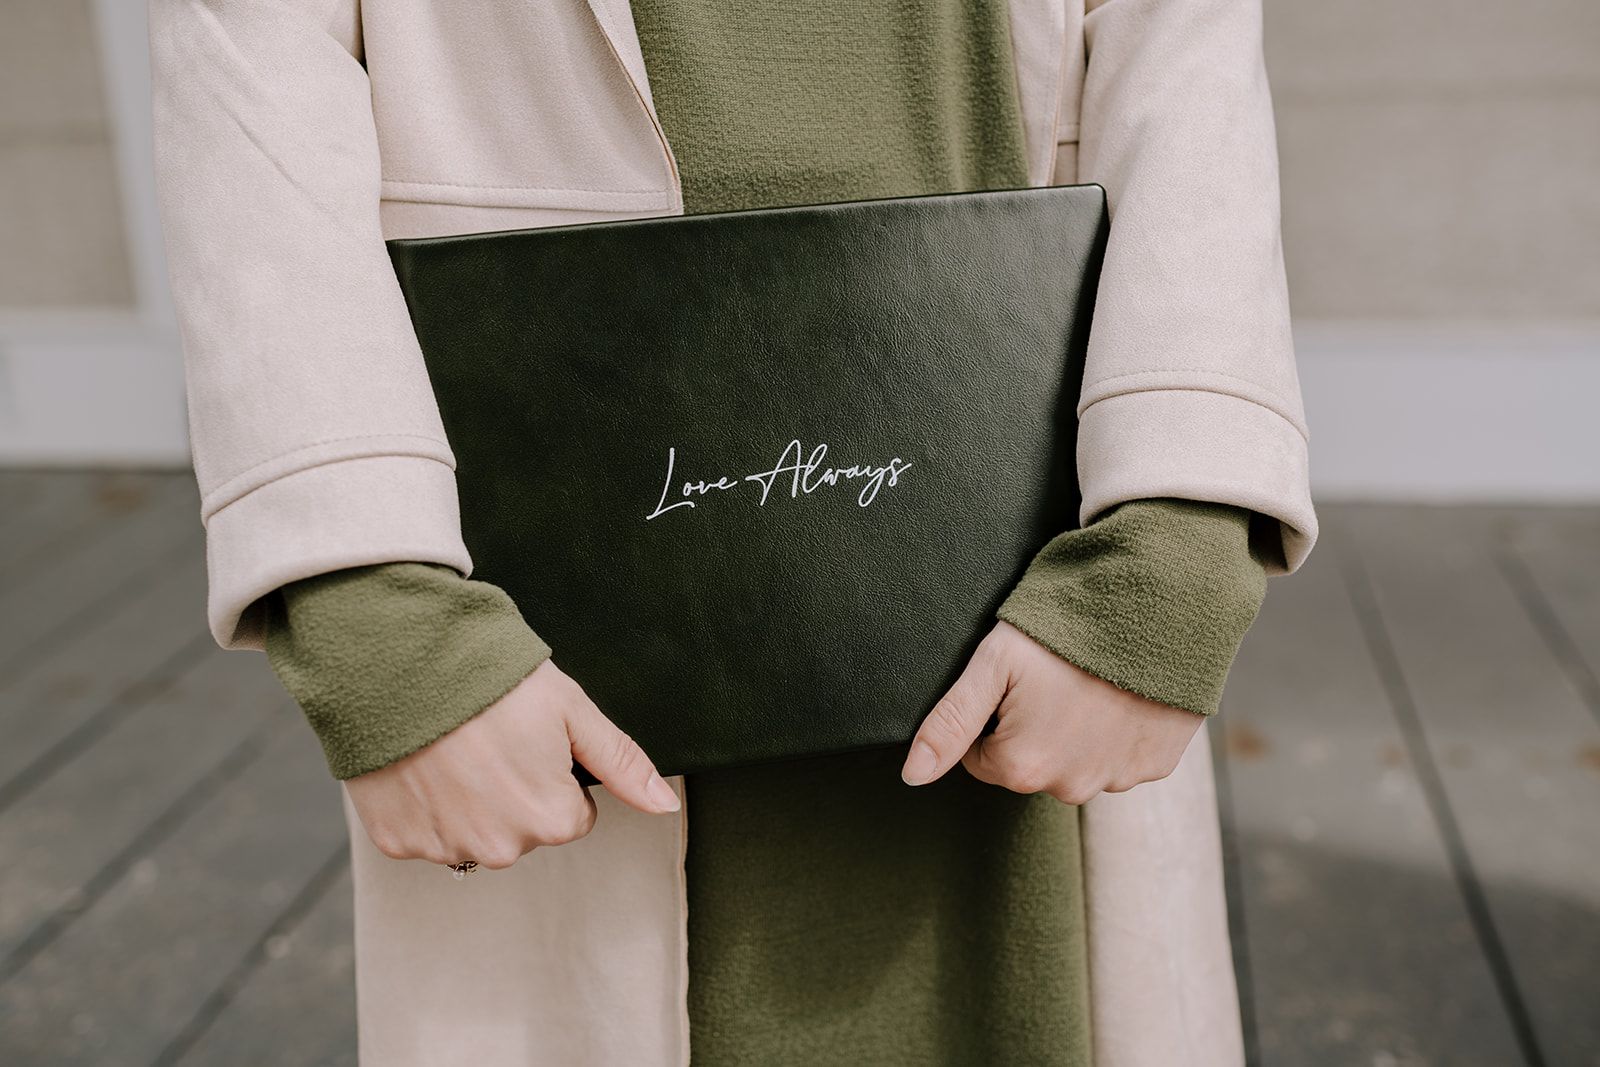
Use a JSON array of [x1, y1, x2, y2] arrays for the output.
[[900, 620, 1203, 803]]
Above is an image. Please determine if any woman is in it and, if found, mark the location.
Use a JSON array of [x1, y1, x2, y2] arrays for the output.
[[149, 0, 1315, 1063]]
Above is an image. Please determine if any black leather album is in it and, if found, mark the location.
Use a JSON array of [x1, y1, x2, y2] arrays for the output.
[[387, 184, 1108, 782]]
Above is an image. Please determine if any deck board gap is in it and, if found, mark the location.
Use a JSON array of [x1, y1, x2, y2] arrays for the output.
[[1336, 536, 1547, 1067], [0, 631, 216, 814], [1492, 544, 1600, 731], [0, 528, 204, 683], [153, 844, 352, 1067], [0, 723, 276, 987]]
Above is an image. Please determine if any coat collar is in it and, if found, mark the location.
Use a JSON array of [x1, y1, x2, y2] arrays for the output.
[[583, 0, 684, 208], [1006, 0, 1069, 185]]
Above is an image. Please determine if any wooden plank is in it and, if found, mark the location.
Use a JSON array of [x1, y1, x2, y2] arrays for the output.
[[0, 644, 293, 967], [0, 471, 99, 543], [175, 866, 357, 1067], [0, 549, 212, 795], [0, 716, 347, 1066], [1333, 503, 1600, 1065], [0, 471, 186, 583], [1495, 505, 1600, 724], [1218, 517, 1524, 1065], [0, 471, 58, 535], [0, 474, 201, 675]]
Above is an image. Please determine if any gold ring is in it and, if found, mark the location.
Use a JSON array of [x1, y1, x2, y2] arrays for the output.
[[446, 860, 479, 880]]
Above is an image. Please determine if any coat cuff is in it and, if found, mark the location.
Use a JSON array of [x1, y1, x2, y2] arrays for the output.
[[997, 499, 1267, 717], [1076, 388, 1317, 575], [203, 453, 475, 651], [263, 562, 552, 780]]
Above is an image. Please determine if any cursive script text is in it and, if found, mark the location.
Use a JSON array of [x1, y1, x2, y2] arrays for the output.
[[645, 440, 912, 520]]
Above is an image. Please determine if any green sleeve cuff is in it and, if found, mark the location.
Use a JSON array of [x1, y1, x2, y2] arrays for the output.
[[262, 562, 552, 779], [996, 498, 1268, 716]]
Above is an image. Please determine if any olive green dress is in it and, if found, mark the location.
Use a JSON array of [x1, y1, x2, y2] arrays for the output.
[[626, 1, 1087, 1062], [259, 2, 1272, 1062]]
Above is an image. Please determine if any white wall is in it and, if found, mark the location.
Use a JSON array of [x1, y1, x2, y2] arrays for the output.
[[0, 0, 188, 467], [1265, 0, 1600, 500], [1297, 321, 1600, 501], [0, 1, 1596, 498]]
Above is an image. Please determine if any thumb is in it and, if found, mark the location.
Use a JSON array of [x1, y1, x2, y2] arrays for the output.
[[564, 698, 681, 816], [902, 641, 1009, 786]]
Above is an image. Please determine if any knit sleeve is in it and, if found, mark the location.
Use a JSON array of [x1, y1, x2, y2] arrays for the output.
[[261, 563, 552, 780], [995, 498, 1269, 716]]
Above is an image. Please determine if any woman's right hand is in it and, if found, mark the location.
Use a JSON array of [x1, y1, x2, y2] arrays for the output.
[[343, 659, 680, 869]]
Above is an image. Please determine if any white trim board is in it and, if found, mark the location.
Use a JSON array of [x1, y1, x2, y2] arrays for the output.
[[1296, 320, 1600, 502], [1, 317, 1595, 498], [0, 313, 188, 467]]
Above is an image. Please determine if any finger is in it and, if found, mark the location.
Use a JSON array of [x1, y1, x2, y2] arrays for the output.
[[961, 735, 1078, 800], [959, 698, 1035, 789], [527, 785, 599, 848], [564, 696, 681, 815], [960, 735, 1008, 789], [468, 836, 527, 871], [902, 644, 1008, 786]]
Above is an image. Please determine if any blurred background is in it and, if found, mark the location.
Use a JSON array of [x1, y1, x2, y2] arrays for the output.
[[0, 1, 1595, 1064]]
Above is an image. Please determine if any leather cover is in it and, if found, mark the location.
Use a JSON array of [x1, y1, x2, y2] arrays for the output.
[[387, 185, 1108, 780]]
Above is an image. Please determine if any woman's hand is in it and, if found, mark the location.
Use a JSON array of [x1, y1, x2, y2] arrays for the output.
[[344, 659, 680, 869], [900, 620, 1202, 804]]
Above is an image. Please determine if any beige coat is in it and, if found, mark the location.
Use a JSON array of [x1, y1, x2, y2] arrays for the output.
[[150, 0, 1315, 1062]]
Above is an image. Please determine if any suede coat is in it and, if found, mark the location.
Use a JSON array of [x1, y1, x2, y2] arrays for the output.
[[149, 0, 1316, 1062]]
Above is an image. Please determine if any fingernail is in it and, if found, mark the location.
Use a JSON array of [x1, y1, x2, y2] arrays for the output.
[[646, 772, 680, 812], [902, 741, 938, 786]]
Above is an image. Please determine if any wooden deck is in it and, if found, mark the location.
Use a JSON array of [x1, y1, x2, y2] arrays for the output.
[[0, 470, 1595, 1065]]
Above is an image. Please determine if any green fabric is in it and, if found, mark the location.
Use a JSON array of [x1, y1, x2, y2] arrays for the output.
[[260, 562, 550, 779], [1000, 499, 1270, 717], [681, 746, 1089, 1064], [629, 0, 1031, 216], [626, 0, 1094, 1063]]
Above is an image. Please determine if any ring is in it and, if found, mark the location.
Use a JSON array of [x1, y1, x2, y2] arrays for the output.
[[446, 860, 479, 880]]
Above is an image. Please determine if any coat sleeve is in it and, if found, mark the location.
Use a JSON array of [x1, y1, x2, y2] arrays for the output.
[[1075, 0, 1316, 573], [149, 0, 473, 650]]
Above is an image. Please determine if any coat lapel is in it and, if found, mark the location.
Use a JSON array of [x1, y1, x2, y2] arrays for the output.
[[582, 0, 684, 202], [1007, 0, 1070, 186]]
